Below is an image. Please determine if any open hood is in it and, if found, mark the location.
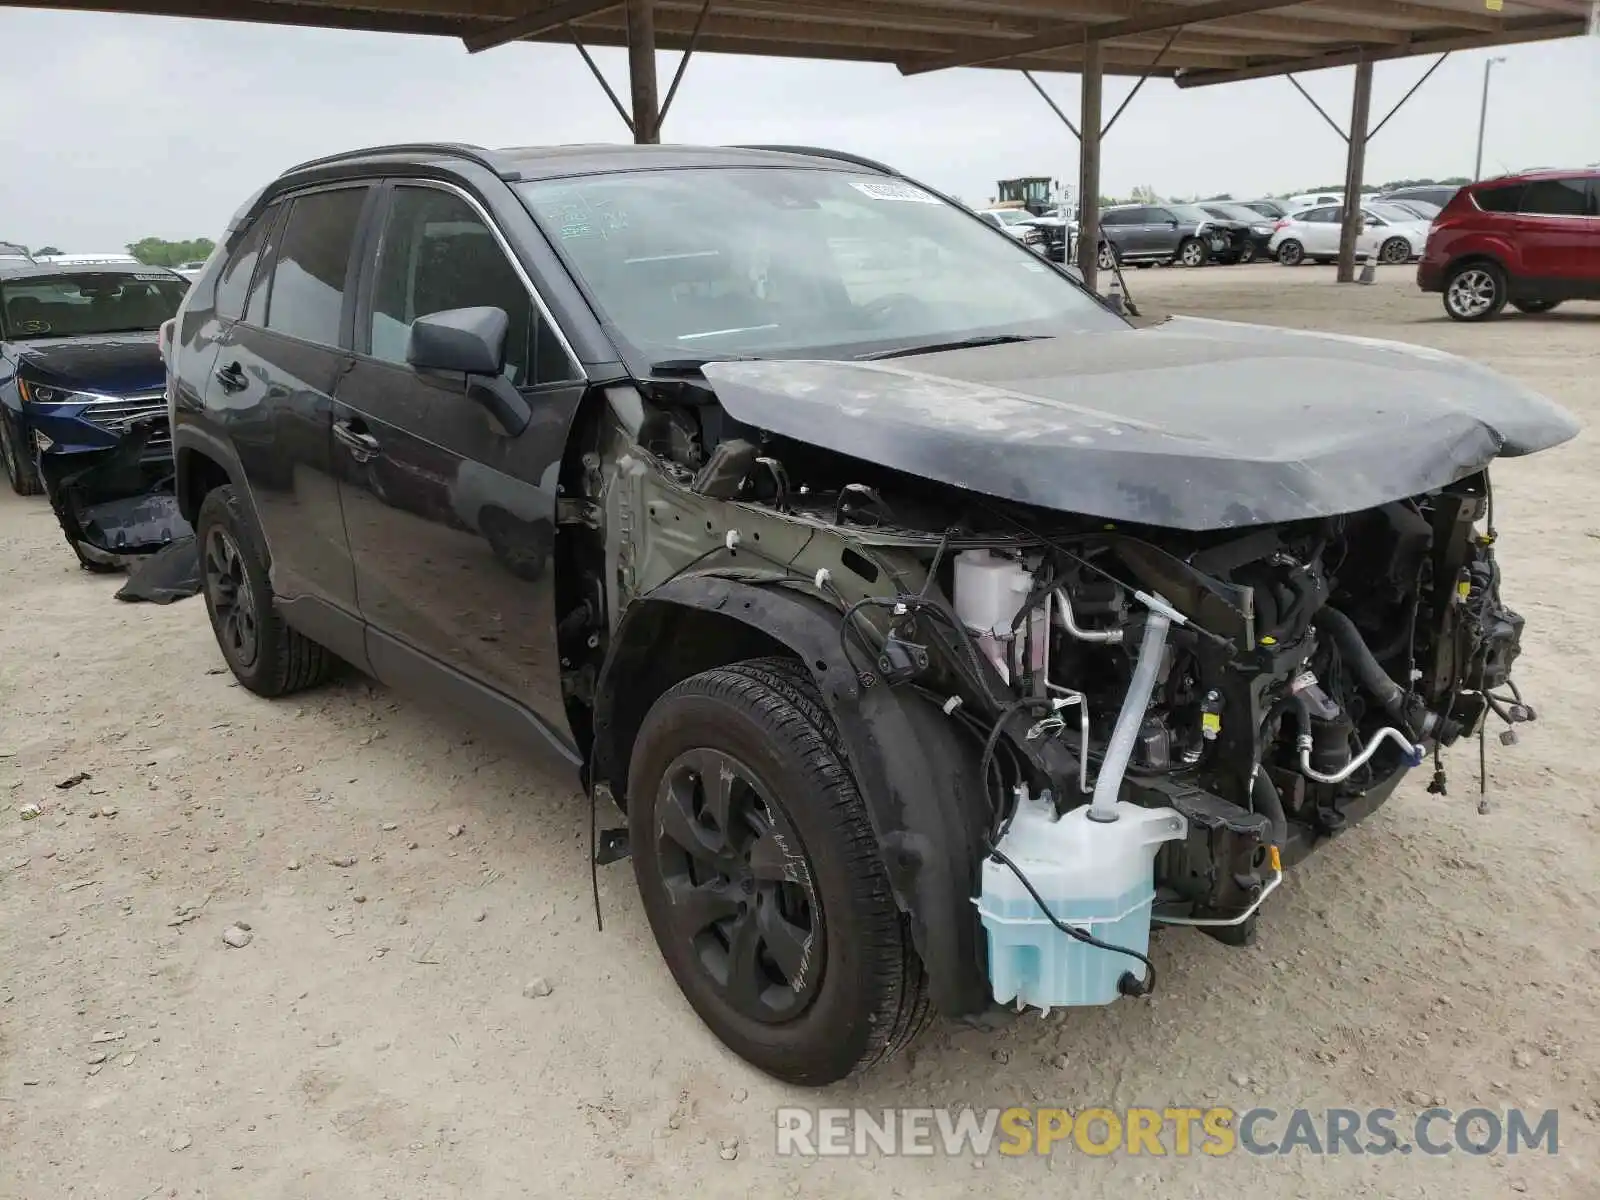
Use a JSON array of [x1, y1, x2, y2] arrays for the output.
[[701, 317, 1579, 531]]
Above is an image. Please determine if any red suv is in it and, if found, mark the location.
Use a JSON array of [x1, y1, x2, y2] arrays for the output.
[[1419, 168, 1600, 321]]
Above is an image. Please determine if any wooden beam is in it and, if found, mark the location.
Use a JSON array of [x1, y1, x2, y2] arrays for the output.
[[900, 0, 1303, 74], [562, 16, 1234, 67], [656, 0, 1051, 38], [1174, 16, 1586, 85], [462, 0, 621, 52], [1077, 37, 1103, 291], [1336, 56, 1372, 282], [1301, 0, 1501, 34]]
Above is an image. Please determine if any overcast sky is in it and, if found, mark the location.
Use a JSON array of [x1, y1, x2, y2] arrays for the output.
[[2, 8, 1596, 249]]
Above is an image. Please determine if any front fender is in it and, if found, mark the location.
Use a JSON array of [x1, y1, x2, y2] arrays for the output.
[[594, 575, 992, 1017]]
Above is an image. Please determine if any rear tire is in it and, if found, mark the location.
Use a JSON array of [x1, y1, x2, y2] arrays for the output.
[[1096, 243, 1119, 271], [1443, 261, 1508, 322], [0, 409, 41, 496], [1379, 236, 1410, 265], [629, 657, 930, 1085], [196, 485, 334, 696], [1511, 299, 1560, 315], [1277, 240, 1304, 267]]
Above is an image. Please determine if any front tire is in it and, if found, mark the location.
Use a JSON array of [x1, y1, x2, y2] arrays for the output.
[[1178, 237, 1207, 267], [1277, 239, 1304, 267], [1236, 241, 1257, 265], [1443, 262, 1508, 322], [0, 409, 42, 496], [1511, 299, 1560, 315], [196, 485, 334, 696], [629, 658, 929, 1085]]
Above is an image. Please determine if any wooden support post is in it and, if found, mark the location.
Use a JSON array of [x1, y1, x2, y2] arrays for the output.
[[1077, 38, 1104, 292], [627, 0, 659, 144], [1337, 57, 1373, 284]]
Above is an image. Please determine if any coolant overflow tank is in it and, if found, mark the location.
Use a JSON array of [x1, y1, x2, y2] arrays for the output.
[[978, 796, 1186, 1011]]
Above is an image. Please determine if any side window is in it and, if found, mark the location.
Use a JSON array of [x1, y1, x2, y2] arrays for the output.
[[1587, 180, 1600, 218], [1099, 210, 1131, 227], [1519, 178, 1587, 217], [261, 187, 369, 347], [368, 185, 578, 387], [214, 205, 276, 321]]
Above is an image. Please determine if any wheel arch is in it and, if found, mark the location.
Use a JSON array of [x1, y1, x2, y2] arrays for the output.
[[593, 575, 992, 1017], [174, 434, 244, 528]]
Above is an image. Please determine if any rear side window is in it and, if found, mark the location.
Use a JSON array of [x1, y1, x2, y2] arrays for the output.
[[1472, 184, 1524, 213], [260, 187, 369, 348], [214, 205, 277, 321], [1519, 178, 1588, 217], [1589, 180, 1600, 217]]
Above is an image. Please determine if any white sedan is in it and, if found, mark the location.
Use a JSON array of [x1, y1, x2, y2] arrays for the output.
[[1268, 203, 1429, 266]]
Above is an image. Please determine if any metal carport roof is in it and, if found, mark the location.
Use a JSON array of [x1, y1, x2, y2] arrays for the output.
[[5, 0, 1590, 285]]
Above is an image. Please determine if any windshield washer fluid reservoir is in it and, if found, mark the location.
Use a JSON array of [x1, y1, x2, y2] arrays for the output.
[[953, 550, 1033, 634], [978, 794, 1186, 1011]]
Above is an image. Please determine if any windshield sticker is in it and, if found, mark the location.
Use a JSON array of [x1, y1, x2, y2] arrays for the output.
[[849, 179, 940, 204], [16, 319, 50, 334], [133, 272, 174, 281]]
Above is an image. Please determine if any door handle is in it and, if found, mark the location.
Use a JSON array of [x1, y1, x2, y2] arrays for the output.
[[214, 361, 247, 393], [333, 420, 381, 462]]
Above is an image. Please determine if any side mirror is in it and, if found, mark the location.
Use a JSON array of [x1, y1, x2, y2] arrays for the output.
[[407, 307, 530, 438], [407, 306, 508, 375]]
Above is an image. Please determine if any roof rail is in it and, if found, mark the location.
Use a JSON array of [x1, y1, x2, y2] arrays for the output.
[[282, 143, 525, 182], [734, 145, 897, 176]]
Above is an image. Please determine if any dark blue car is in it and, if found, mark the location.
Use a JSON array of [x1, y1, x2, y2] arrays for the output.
[[0, 260, 191, 568]]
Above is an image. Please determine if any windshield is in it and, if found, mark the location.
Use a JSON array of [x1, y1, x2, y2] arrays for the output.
[[1366, 202, 1423, 225], [1, 271, 187, 339], [1208, 204, 1268, 224], [517, 167, 1118, 363]]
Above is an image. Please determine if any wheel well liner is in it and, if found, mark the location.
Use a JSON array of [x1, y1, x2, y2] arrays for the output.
[[592, 575, 992, 1017], [175, 445, 236, 527]]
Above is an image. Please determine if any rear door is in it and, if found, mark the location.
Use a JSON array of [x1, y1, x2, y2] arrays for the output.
[[1513, 176, 1592, 283], [333, 179, 587, 747], [1299, 207, 1340, 256], [206, 183, 374, 624]]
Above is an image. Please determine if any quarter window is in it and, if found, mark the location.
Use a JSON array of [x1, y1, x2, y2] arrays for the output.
[[259, 187, 369, 347], [1473, 184, 1524, 213], [368, 186, 576, 387], [215, 205, 276, 321]]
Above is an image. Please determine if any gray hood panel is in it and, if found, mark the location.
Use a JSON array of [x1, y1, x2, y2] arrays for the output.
[[701, 317, 1579, 530]]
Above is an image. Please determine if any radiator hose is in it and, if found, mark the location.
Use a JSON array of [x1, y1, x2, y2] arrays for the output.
[[1318, 606, 1407, 719]]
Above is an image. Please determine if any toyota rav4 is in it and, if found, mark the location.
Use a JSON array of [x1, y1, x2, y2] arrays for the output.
[[167, 143, 1576, 1085]]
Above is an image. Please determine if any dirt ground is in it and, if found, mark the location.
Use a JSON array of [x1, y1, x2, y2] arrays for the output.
[[2, 267, 1597, 1199]]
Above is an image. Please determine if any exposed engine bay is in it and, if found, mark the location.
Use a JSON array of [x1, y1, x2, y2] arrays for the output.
[[576, 380, 1540, 964]]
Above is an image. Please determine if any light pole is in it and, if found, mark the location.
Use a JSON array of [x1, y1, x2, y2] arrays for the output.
[[1474, 56, 1506, 181]]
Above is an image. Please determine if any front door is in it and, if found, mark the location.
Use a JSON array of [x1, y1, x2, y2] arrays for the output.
[[332, 181, 588, 744], [1141, 207, 1182, 259]]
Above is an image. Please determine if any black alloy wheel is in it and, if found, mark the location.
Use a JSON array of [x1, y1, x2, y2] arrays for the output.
[[204, 525, 260, 669], [653, 745, 824, 1024]]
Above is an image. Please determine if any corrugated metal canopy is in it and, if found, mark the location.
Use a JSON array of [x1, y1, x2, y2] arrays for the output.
[[5, 0, 1589, 83]]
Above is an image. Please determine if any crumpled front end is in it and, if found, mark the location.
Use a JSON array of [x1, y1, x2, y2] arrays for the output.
[[39, 416, 192, 569]]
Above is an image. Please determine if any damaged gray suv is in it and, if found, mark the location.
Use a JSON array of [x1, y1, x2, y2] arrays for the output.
[[168, 143, 1577, 1085]]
